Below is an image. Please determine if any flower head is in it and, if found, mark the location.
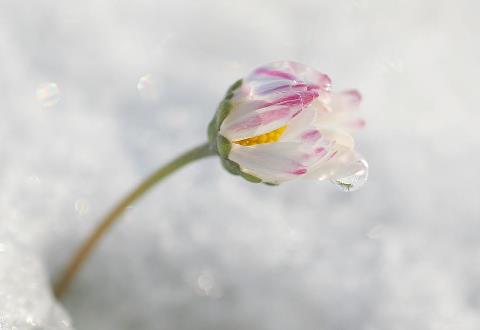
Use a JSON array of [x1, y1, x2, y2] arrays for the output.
[[208, 61, 368, 191]]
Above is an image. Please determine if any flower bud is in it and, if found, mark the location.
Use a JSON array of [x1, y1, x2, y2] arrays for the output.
[[209, 61, 368, 190]]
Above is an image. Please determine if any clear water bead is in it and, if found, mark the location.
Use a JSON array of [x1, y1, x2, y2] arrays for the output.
[[332, 158, 369, 192], [36, 82, 60, 107]]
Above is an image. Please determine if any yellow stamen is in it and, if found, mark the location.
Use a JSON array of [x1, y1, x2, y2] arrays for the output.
[[234, 125, 287, 146]]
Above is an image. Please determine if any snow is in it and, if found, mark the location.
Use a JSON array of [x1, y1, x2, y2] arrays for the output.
[[0, 239, 72, 330], [1, 0, 480, 329]]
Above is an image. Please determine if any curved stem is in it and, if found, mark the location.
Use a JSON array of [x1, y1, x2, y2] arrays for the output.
[[54, 142, 215, 298]]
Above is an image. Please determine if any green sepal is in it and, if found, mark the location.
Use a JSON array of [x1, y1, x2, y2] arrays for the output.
[[225, 91, 234, 100], [215, 100, 232, 130], [225, 79, 242, 98], [221, 158, 241, 175], [216, 135, 231, 159], [240, 171, 262, 183], [263, 182, 279, 186], [207, 118, 217, 146], [206, 79, 242, 153]]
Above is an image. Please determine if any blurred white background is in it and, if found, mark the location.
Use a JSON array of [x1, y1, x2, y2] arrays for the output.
[[1, 0, 480, 329]]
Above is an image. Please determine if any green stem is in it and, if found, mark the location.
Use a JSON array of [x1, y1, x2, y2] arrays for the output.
[[54, 142, 215, 298]]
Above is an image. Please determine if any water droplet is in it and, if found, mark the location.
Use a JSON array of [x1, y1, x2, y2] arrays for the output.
[[27, 175, 40, 183], [61, 320, 72, 327], [26, 316, 38, 326], [332, 159, 369, 192], [366, 225, 384, 239], [190, 270, 223, 298], [197, 272, 215, 295], [74, 199, 90, 216], [36, 82, 60, 107], [137, 74, 159, 100]]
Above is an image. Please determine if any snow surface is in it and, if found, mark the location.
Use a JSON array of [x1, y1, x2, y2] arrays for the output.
[[1, 0, 480, 329]]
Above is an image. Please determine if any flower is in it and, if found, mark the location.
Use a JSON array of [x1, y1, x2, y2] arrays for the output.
[[208, 61, 368, 191]]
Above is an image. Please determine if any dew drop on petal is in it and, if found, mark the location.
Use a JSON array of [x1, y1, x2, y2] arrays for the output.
[[36, 82, 60, 107], [332, 158, 369, 192]]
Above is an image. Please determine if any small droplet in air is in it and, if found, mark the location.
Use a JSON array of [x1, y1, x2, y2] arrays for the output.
[[74, 199, 90, 216], [27, 175, 40, 183], [25, 316, 38, 326], [366, 224, 384, 239], [190, 270, 223, 298], [332, 159, 369, 192], [137, 74, 158, 100], [197, 272, 215, 296], [36, 82, 60, 107]]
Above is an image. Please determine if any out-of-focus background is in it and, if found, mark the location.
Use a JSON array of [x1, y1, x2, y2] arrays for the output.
[[1, 0, 479, 329]]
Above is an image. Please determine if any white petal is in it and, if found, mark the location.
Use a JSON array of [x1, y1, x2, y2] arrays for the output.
[[229, 143, 308, 183], [318, 128, 355, 149], [279, 105, 318, 142]]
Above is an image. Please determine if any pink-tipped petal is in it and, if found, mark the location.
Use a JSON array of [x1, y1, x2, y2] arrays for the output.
[[256, 82, 307, 96], [315, 147, 326, 155], [253, 67, 296, 80], [342, 89, 362, 106], [287, 61, 332, 90], [258, 90, 319, 109], [228, 107, 291, 131], [247, 61, 331, 93], [348, 118, 366, 129], [328, 89, 362, 113], [301, 129, 322, 143], [221, 90, 319, 141], [290, 168, 308, 175]]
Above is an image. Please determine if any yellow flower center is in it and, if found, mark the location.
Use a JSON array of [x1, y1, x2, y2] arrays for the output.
[[233, 125, 287, 146]]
